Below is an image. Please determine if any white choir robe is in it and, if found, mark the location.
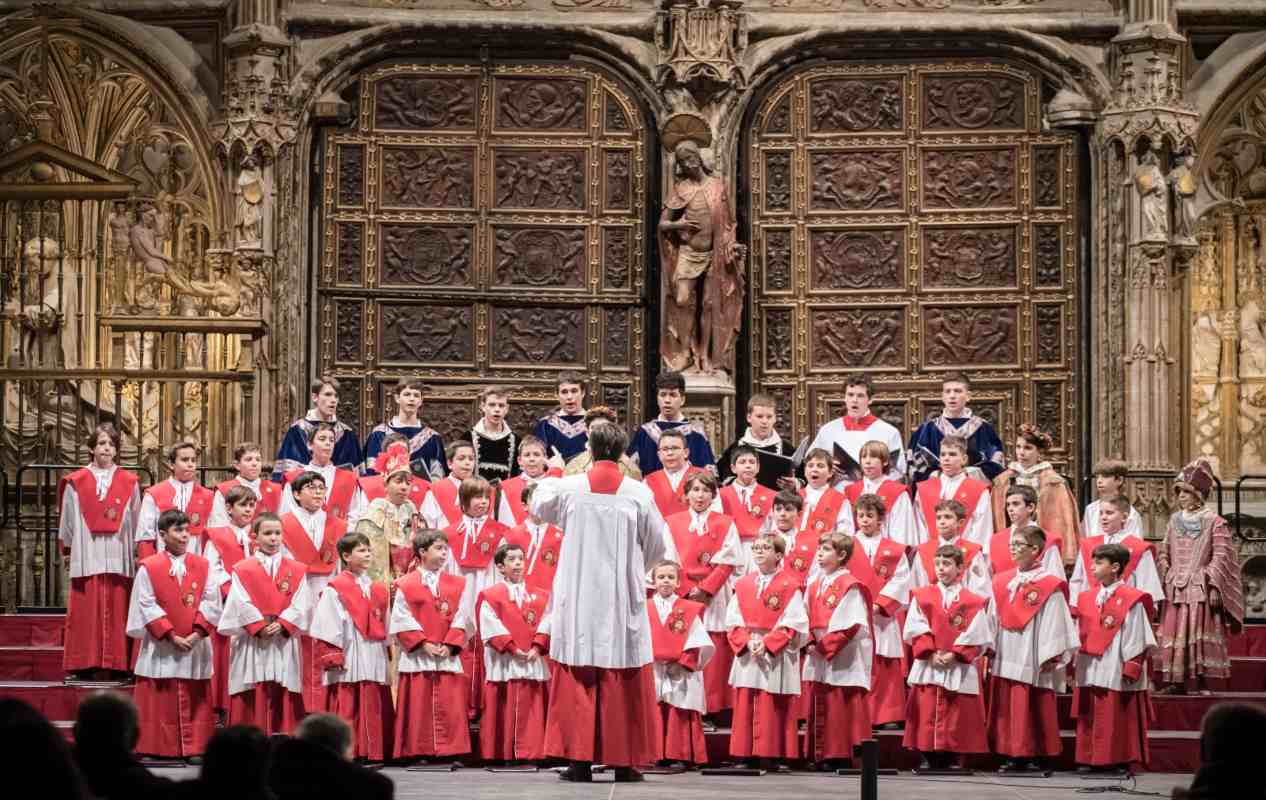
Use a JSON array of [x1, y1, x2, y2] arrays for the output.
[[59, 468, 141, 579], [281, 506, 340, 596], [855, 535, 913, 662], [126, 561, 222, 679], [1082, 500, 1144, 539], [724, 587, 810, 695], [217, 556, 314, 697], [852, 476, 920, 546], [207, 477, 268, 529], [135, 479, 207, 555], [916, 472, 993, 546], [982, 532, 1064, 582], [278, 462, 367, 528], [990, 570, 1080, 692], [802, 577, 873, 690], [910, 542, 991, 597], [1075, 594, 1157, 692], [530, 472, 666, 668], [801, 484, 856, 536], [479, 594, 549, 683], [203, 523, 253, 593], [903, 588, 995, 695], [660, 513, 746, 633], [1068, 532, 1164, 609], [442, 521, 500, 626], [651, 596, 715, 713], [390, 587, 473, 676], [808, 415, 907, 483], [420, 476, 464, 530], [309, 587, 389, 686]]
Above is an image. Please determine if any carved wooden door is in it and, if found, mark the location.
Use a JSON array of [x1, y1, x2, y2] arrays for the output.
[[319, 61, 648, 442], [748, 60, 1081, 477]]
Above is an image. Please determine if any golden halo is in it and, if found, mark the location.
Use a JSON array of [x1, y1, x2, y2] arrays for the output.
[[661, 113, 712, 152]]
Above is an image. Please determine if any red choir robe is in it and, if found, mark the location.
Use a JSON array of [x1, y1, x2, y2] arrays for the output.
[[802, 570, 873, 762], [311, 571, 394, 761], [445, 515, 510, 716], [137, 480, 216, 560], [284, 466, 360, 522], [725, 570, 809, 759], [914, 474, 991, 546], [423, 476, 463, 530], [912, 536, 989, 597], [843, 478, 920, 545], [213, 476, 282, 520], [781, 527, 825, 590], [496, 468, 563, 526], [719, 481, 775, 543], [648, 595, 712, 764], [1069, 533, 1164, 612], [58, 466, 140, 673], [391, 568, 472, 758], [988, 524, 1064, 578], [645, 465, 703, 520], [478, 581, 551, 761], [280, 509, 346, 711], [126, 552, 219, 757], [902, 583, 992, 755], [204, 524, 253, 712], [501, 521, 566, 593], [1072, 584, 1156, 767], [798, 485, 851, 536], [846, 534, 911, 725]]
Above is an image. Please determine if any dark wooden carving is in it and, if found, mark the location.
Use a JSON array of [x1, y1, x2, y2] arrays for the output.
[[809, 77, 902, 133], [1034, 223, 1062, 287], [764, 151, 792, 212], [1034, 382, 1062, 447], [922, 226, 1017, 288], [495, 149, 585, 209], [380, 224, 473, 286], [335, 301, 363, 364], [603, 228, 630, 290], [765, 95, 791, 135], [810, 151, 904, 211], [491, 307, 583, 365], [1033, 146, 1061, 207], [869, 401, 907, 434], [764, 309, 793, 371], [601, 384, 631, 422], [336, 378, 364, 439], [811, 228, 903, 290], [374, 76, 477, 130], [811, 308, 904, 369], [509, 402, 557, 435], [336, 222, 363, 285], [604, 150, 631, 210], [1035, 305, 1062, 364], [426, 400, 476, 447], [764, 229, 792, 291], [768, 385, 794, 439], [605, 307, 630, 367], [495, 77, 588, 131], [381, 146, 475, 208], [923, 148, 1015, 209], [923, 75, 1024, 130], [604, 92, 630, 132], [338, 144, 364, 207], [379, 304, 474, 364], [924, 306, 1017, 366], [494, 227, 586, 288]]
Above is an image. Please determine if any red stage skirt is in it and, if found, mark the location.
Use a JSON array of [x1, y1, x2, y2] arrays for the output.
[[656, 702, 708, 764], [869, 654, 906, 725], [228, 682, 305, 735], [544, 662, 658, 767], [393, 671, 471, 759], [804, 681, 870, 761], [209, 630, 230, 712], [64, 574, 131, 673], [300, 635, 326, 713], [1073, 686, 1152, 767], [133, 677, 214, 757], [729, 686, 799, 759], [704, 631, 734, 713], [987, 676, 1061, 758], [902, 684, 989, 754], [327, 680, 395, 761], [480, 678, 546, 761]]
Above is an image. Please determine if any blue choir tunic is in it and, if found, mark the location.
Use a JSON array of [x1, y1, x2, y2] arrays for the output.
[[531, 411, 589, 464], [625, 419, 716, 475], [362, 422, 448, 480], [271, 416, 364, 481], [906, 409, 1006, 485]]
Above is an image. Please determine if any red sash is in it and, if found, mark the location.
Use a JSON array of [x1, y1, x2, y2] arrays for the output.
[[806, 571, 871, 630], [280, 512, 344, 575], [148, 481, 215, 537], [800, 486, 847, 535], [204, 526, 250, 588], [917, 537, 980, 585], [587, 460, 625, 494], [328, 571, 388, 642], [911, 585, 987, 650], [916, 475, 988, 533], [665, 510, 733, 585], [234, 556, 306, 618], [650, 597, 704, 662], [395, 570, 466, 641], [60, 468, 139, 535], [445, 518, 509, 570], [846, 535, 906, 599], [141, 553, 210, 637], [719, 483, 775, 540], [1076, 583, 1152, 657], [989, 525, 1062, 574], [1078, 535, 1153, 592], [783, 528, 821, 588], [431, 478, 463, 526], [646, 467, 701, 519], [496, 469, 562, 525], [991, 569, 1066, 631], [358, 474, 431, 509], [505, 523, 566, 592], [479, 582, 549, 651], [735, 570, 799, 630], [843, 479, 908, 519], [216, 478, 281, 518]]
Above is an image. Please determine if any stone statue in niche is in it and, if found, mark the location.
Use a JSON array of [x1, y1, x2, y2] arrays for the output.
[[235, 152, 265, 249], [1169, 150, 1198, 244], [129, 204, 172, 310], [1191, 311, 1221, 378], [107, 201, 134, 313], [7, 237, 64, 368], [658, 127, 746, 376], [1135, 145, 1169, 242], [1240, 299, 1266, 377]]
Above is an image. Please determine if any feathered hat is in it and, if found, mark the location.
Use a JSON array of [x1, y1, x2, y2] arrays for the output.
[[373, 442, 412, 481], [1174, 457, 1216, 500]]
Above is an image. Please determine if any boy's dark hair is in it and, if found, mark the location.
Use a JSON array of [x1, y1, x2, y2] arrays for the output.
[[1196, 702, 1266, 766], [446, 439, 475, 463], [1105, 494, 1133, 516], [1017, 423, 1054, 452], [556, 371, 586, 390], [1091, 542, 1130, 573], [394, 377, 427, 396], [412, 528, 449, 557], [224, 485, 256, 509], [747, 393, 777, 412], [755, 532, 786, 555], [306, 421, 338, 446], [818, 531, 854, 561], [87, 423, 121, 451], [934, 543, 964, 566], [518, 434, 547, 455], [939, 435, 969, 456], [520, 481, 537, 506], [494, 542, 525, 566], [589, 423, 627, 462], [1005, 484, 1039, 507], [854, 492, 887, 520], [336, 531, 370, 561], [459, 477, 493, 510], [295, 712, 353, 758], [232, 442, 262, 462], [167, 441, 198, 464], [383, 431, 409, 447], [655, 371, 686, 393], [942, 372, 971, 390], [683, 472, 718, 496], [657, 429, 687, 448], [730, 444, 759, 466], [1014, 523, 1047, 550], [157, 508, 189, 533], [934, 498, 967, 521], [310, 376, 340, 397], [844, 373, 875, 398], [251, 512, 282, 536], [289, 470, 326, 496], [480, 385, 509, 402], [772, 490, 804, 512], [803, 447, 833, 468], [859, 439, 890, 468], [1093, 459, 1129, 480]]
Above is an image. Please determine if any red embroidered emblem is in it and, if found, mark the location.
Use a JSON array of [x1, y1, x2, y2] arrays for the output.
[[792, 556, 806, 571], [670, 611, 686, 633], [322, 550, 335, 564], [105, 507, 118, 520], [526, 609, 537, 625], [479, 540, 490, 553], [698, 550, 712, 566], [1102, 613, 1117, 628], [279, 575, 291, 594], [877, 564, 889, 577], [543, 550, 556, 565], [1023, 588, 1040, 606], [824, 592, 838, 608], [183, 592, 196, 607], [950, 612, 965, 629], [750, 505, 762, 517], [438, 599, 451, 616], [814, 519, 825, 531], [190, 512, 201, 525], [373, 607, 383, 620], [764, 593, 782, 610]]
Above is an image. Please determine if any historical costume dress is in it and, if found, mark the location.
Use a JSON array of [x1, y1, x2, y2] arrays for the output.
[[991, 459, 1081, 564]]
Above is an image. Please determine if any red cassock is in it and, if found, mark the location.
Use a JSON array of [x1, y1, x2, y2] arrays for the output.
[[719, 482, 776, 542], [358, 473, 431, 507], [215, 477, 282, 519], [649, 597, 708, 764], [445, 517, 511, 716], [843, 479, 908, 522], [59, 467, 139, 673], [1076, 535, 1154, 594], [803, 573, 872, 762], [280, 510, 346, 712], [915, 476, 988, 534], [799, 486, 847, 537], [988, 570, 1066, 758], [781, 528, 823, 590], [989, 525, 1062, 575], [138, 481, 216, 559], [393, 570, 472, 758], [903, 585, 990, 754], [430, 478, 463, 528], [478, 582, 551, 761], [1072, 586, 1153, 767], [645, 467, 702, 520], [228, 556, 308, 734], [846, 537, 907, 725], [665, 510, 737, 713], [318, 572, 394, 761], [496, 468, 562, 526], [914, 537, 981, 587], [501, 522, 566, 594], [205, 525, 252, 712], [727, 571, 802, 760], [133, 553, 215, 758], [284, 467, 359, 521]]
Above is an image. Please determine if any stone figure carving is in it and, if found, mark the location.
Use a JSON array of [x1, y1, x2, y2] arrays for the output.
[[1240, 300, 1266, 377], [1191, 311, 1222, 378], [236, 153, 264, 248], [1170, 150, 1198, 244], [657, 134, 746, 375], [1135, 146, 1169, 241], [129, 204, 172, 309], [107, 201, 133, 312], [6, 237, 63, 368]]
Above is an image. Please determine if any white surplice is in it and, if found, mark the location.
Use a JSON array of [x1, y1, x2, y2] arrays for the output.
[[660, 510, 745, 631], [808, 415, 907, 483], [1067, 530, 1164, 608], [390, 568, 473, 675], [203, 523, 253, 593], [989, 567, 1079, 692], [58, 467, 141, 578], [280, 506, 339, 595], [277, 462, 367, 528], [207, 477, 265, 529], [903, 582, 995, 695], [216, 551, 314, 695], [125, 555, 222, 679], [1074, 582, 1157, 692], [135, 479, 206, 555], [651, 593, 714, 713], [801, 484, 855, 536], [724, 575, 809, 695], [915, 472, 993, 546], [851, 476, 920, 546], [855, 533, 912, 659], [479, 580, 549, 682], [802, 570, 873, 689], [309, 574, 388, 686]]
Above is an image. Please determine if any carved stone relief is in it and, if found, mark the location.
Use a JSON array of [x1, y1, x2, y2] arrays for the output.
[[764, 229, 793, 291], [809, 78, 903, 132], [764, 151, 792, 212], [336, 301, 364, 364], [923, 306, 1017, 366], [810, 150, 904, 211], [604, 150, 632, 210], [381, 146, 475, 208], [1034, 381, 1063, 447], [493, 227, 585, 287], [811, 309, 905, 369], [764, 309, 794, 371], [379, 304, 474, 364], [338, 144, 365, 206], [337, 222, 364, 284], [603, 228, 631, 290], [922, 226, 1016, 288], [923, 74, 1024, 130], [605, 308, 631, 367], [1033, 146, 1062, 207], [492, 307, 583, 365], [381, 224, 473, 286], [495, 149, 585, 209], [923, 148, 1016, 209], [1034, 223, 1063, 287], [811, 229, 903, 290], [1035, 304, 1063, 364], [495, 77, 588, 130], [375, 76, 477, 130]]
